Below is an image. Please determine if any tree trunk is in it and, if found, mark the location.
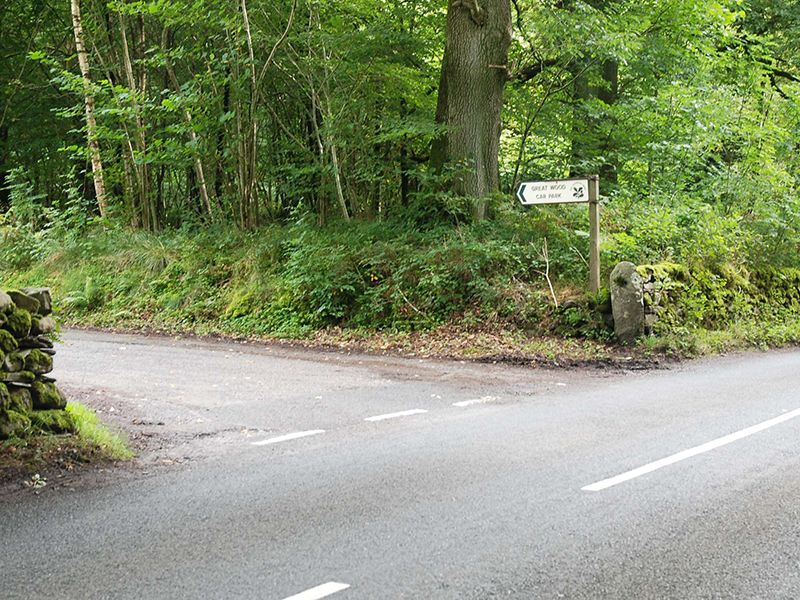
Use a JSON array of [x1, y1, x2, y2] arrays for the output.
[[570, 59, 618, 184], [70, 0, 109, 218], [431, 0, 511, 219], [163, 27, 213, 221], [597, 59, 619, 185], [118, 8, 154, 229], [569, 70, 590, 178]]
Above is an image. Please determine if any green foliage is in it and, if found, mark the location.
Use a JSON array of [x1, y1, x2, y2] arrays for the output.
[[4, 167, 47, 228], [0, 215, 593, 336]]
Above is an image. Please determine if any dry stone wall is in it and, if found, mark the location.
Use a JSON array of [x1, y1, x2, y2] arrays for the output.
[[0, 287, 71, 438]]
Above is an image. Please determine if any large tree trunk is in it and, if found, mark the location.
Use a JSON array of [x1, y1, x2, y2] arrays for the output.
[[70, 0, 109, 219], [431, 0, 511, 219]]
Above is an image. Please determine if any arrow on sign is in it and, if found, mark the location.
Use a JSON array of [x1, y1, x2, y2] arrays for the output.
[[516, 183, 529, 205]]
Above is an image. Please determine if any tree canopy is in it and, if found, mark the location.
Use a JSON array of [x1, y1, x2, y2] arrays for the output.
[[1, 0, 799, 234]]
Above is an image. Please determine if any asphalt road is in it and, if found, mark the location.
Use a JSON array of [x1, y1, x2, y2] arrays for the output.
[[3, 330, 800, 599]]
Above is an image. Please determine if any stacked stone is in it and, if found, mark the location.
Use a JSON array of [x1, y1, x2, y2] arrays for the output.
[[0, 287, 69, 438], [641, 276, 664, 335]]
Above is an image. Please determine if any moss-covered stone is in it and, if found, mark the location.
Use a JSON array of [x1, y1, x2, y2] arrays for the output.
[[9, 387, 33, 414], [0, 370, 35, 384], [0, 409, 31, 438], [29, 409, 75, 434], [0, 382, 8, 412], [17, 335, 53, 350], [5, 309, 32, 338], [712, 262, 750, 289], [20, 287, 52, 316], [2, 352, 24, 372], [636, 262, 689, 283], [31, 381, 67, 410], [0, 329, 18, 353], [750, 267, 800, 309], [23, 348, 53, 375], [6, 290, 39, 314], [30, 315, 56, 336]]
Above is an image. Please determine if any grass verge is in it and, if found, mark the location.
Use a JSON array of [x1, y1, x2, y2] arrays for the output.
[[65, 402, 134, 460]]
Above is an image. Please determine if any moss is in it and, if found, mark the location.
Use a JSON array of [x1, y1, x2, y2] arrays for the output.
[[712, 262, 749, 289], [0, 370, 35, 384], [9, 387, 33, 414], [5, 309, 32, 338], [0, 409, 31, 438], [20, 287, 52, 315], [3, 352, 23, 372], [23, 348, 53, 375], [31, 381, 66, 410], [0, 329, 18, 353], [637, 262, 689, 283], [0, 382, 8, 411], [6, 290, 39, 313], [29, 409, 75, 434], [748, 267, 800, 311]]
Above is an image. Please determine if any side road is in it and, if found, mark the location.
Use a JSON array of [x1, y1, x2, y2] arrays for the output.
[[47, 329, 631, 470]]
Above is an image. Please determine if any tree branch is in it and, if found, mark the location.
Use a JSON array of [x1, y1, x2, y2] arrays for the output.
[[514, 58, 560, 83]]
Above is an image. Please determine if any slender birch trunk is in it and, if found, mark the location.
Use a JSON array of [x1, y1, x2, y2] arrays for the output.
[[240, 0, 259, 229], [70, 0, 109, 218], [239, 0, 296, 228], [163, 28, 213, 220], [118, 8, 155, 229]]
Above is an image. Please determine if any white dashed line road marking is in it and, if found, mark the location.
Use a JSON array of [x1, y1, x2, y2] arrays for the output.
[[251, 430, 325, 446], [583, 407, 800, 491], [281, 582, 350, 600], [364, 409, 428, 422], [453, 396, 499, 407]]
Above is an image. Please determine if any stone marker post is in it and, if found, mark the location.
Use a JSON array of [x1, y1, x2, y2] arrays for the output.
[[610, 262, 644, 345]]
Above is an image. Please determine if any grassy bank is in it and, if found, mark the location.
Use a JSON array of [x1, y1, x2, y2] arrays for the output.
[[3, 200, 800, 359]]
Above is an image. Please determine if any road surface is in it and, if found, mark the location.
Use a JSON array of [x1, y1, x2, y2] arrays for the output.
[[2, 330, 800, 599]]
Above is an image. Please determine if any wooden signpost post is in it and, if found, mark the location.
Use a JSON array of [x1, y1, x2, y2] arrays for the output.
[[516, 175, 601, 294]]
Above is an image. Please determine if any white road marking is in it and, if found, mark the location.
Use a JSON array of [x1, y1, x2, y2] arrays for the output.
[[282, 582, 350, 600], [365, 409, 428, 422], [453, 396, 499, 407], [251, 430, 325, 446], [583, 407, 800, 492]]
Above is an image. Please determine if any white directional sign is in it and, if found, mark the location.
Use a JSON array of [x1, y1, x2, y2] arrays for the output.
[[516, 178, 589, 205]]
